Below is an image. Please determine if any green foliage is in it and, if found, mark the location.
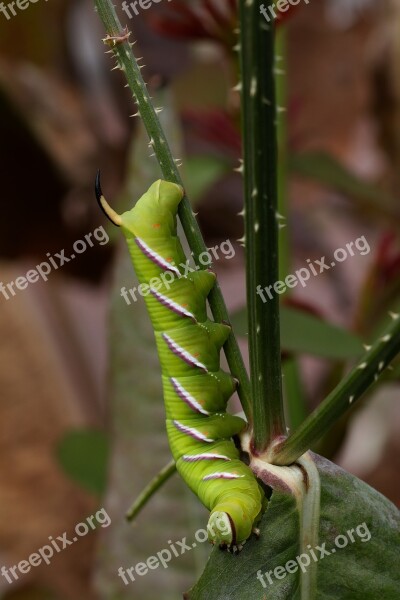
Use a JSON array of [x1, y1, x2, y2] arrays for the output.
[[231, 305, 363, 359], [56, 429, 109, 496], [187, 456, 400, 600], [290, 152, 399, 221], [184, 155, 230, 204]]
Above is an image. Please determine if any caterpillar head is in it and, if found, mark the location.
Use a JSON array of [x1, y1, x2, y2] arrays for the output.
[[207, 511, 234, 546], [207, 502, 254, 549], [95, 171, 184, 233]]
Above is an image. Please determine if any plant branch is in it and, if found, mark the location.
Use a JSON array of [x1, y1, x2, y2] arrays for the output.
[[239, 1, 285, 451], [94, 0, 252, 420], [126, 460, 176, 522], [275, 29, 308, 429], [273, 310, 400, 465]]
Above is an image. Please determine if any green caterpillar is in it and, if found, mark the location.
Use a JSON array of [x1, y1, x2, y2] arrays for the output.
[[96, 174, 264, 548]]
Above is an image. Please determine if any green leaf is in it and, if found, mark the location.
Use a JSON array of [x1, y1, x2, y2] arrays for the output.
[[283, 357, 308, 428], [280, 307, 363, 359], [183, 155, 230, 204], [57, 429, 109, 496], [187, 455, 400, 600], [289, 152, 400, 221], [189, 492, 300, 600], [231, 306, 363, 359]]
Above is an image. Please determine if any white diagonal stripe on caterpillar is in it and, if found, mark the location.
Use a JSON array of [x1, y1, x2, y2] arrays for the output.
[[151, 289, 196, 321], [202, 473, 245, 481], [135, 236, 181, 275], [163, 333, 208, 372], [171, 377, 210, 415], [173, 420, 215, 442], [182, 453, 231, 462]]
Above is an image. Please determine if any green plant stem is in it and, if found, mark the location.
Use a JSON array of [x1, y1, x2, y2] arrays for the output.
[[284, 358, 308, 430], [273, 310, 400, 465], [276, 28, 289, 281], [94, 0, 252, 420], [239, 1, 285, 452], [126, 460, 176, 522], [275, 28, 308, 428]]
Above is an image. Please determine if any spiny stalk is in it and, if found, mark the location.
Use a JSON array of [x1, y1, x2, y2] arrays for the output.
[[239, 0, 285, 452], [94, 0, 252, 420], [273, 310, 400, 465]]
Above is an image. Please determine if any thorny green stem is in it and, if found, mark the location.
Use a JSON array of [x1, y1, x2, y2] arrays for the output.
[[275, 28, 308, 430], [94, 0, 252, 420], [273, 310, 400, 465], [239, 1, 285, 452]]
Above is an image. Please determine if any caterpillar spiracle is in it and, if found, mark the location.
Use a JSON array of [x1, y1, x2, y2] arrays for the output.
[[96, 175, 264, 548]]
